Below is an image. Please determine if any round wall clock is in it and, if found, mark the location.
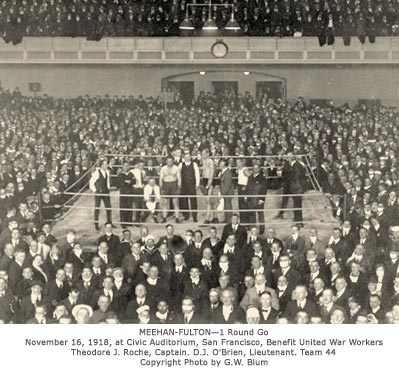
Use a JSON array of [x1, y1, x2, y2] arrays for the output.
[[211, 40, 229, 58]]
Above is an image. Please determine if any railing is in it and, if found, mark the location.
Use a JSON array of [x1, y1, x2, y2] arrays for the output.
[[1, 36, 399, 64]]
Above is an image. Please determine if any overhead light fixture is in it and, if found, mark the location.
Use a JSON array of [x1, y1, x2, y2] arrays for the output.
[[180, 1, 238, 32], [199, 71, 206, 75], [203, 1, 218, 30], [203, 18, 218, 30], [225, 12, 240, 31], [243, 71, 250, 76], [179, 8, 194, 30]]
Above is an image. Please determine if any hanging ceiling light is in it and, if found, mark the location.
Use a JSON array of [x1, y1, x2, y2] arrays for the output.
[[225, 11, 240, 31], [203, 17, 218, 30], [203, 1, 218, 30], [181, 1, 239, 32], [179, 8, 194, 30]]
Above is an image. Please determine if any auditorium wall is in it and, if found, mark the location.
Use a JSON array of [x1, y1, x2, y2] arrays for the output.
[[0, 64, 399, 105]]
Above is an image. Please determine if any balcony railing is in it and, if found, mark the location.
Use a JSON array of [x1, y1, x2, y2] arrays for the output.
[[0, 36, 399, 64]]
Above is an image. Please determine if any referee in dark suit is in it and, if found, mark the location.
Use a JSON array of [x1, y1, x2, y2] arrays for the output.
[[118, 161, 135, 228], [276, 153, 307, 226]]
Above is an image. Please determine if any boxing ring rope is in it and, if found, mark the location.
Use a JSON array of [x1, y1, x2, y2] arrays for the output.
[[103, 154, 311, 158], [40, 158, 100, 223], [42, 153, 343, 228]]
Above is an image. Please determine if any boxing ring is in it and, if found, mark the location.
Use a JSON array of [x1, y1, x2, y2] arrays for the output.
[[43, 153, 342, 243]]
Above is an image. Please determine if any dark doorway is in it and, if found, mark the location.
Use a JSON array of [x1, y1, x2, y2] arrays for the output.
[[212, 81, 238, 96], [167, 81, 195, 105], [256, 81, 284, 100]]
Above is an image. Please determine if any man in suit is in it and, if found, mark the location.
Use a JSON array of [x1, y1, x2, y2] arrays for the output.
[[246, 226, 267, 254], [92, 276, 120, 315], [124, 284, 152, 323], [335, 276, 352, 309], [246, 242, 269, 272], [90, 295, 114, 324], [45, 269, 70, 309], [121, 242, 142, 285], [220, 234, 245, 285], [144, 266, 170, 307], [328, 228, 352, 265], [0, 277, 16, 323], [0, 243, 14, 271], [118, 161, 135, 228], [319, 288, 339, 323], [89, 159, 112, 230], [245, 162, 267, 234], [358, 227, 377, 267], [18, 282, 46, 323], [284, 225, 306, 269], [246, 255, 273, 282], [305, 228, 324, 254], [66, 243, 86, 276], [58, 230, 77, 264], [367, 294, 385, 323], [264, 227, 283, 252], [76, 267, 98, 306], [259, 291, 279, 324], [96, 241, 116, 269], [221, 214, 247, 249], [275, 275, 292, 313], [219, 159, 234, 223], [97, 223, 121, 265], [203, 288, 221, 322], [178, 151, 200, 222], [202, 226, 222, 257], [303, 260, 328, 295], [170, 253, 189, 311], [183, 267, 208, 315], [7, 249, 26, 294], [274, 255, 302, 291], [200, 247, 218, 289], [184, 230, 204, 270], [285, 285, 319, 321], [212, 288, 243, 324], [112, 268, 131, 317], [175, 296, 203, 324], [240, 273, 279, 311], [152, 241, 174, 285], [276, 153, 307, 225]]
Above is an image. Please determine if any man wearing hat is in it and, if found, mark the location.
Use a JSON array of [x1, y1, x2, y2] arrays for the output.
[[136, 305, 151, 324], [72, 304, 93, 324]]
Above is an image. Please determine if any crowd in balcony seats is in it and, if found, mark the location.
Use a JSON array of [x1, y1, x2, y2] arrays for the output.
[[1, 86, 399, 324], [0, 0, 399, 44]]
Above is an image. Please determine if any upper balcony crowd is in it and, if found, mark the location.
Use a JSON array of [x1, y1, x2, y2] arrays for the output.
[[1, 0, 399, 45]]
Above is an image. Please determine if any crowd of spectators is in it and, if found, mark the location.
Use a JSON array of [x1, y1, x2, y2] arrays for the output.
[[1, 85, 399, 323], [1, 0, 399, 44]]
